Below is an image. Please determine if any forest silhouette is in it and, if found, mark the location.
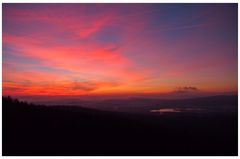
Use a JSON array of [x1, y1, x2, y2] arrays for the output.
[[2, 96, 238, 156]]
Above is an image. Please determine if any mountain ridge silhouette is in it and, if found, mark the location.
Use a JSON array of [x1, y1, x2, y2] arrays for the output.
[[2, 96, 238, 156]]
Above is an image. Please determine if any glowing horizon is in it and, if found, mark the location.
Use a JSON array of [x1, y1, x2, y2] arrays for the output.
[[3, 4, 238, 96]]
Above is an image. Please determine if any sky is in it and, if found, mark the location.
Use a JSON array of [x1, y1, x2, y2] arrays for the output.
[[2, 3, 238, 96]]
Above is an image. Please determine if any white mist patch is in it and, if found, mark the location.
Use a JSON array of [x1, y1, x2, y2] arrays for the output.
[[150, 108, 181, 113]]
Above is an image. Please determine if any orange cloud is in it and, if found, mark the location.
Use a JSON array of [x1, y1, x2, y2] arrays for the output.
[[3, 4, 237, 96], [3, 79, 122, 96]]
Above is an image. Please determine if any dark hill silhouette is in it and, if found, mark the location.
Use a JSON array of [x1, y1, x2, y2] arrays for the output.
[[2, 96, 237, 156]]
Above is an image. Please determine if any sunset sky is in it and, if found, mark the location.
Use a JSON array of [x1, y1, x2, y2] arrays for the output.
[[3, 4, 238, 96]]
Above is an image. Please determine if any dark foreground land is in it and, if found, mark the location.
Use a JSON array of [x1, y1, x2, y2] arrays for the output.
[[2, 96, 238, 156]]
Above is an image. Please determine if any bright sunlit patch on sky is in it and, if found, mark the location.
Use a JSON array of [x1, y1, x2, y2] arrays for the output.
[[2, 4, 237, 96]]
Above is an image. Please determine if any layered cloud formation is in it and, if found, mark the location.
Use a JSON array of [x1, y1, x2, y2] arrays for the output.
[[3, 4, 237, 95]]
